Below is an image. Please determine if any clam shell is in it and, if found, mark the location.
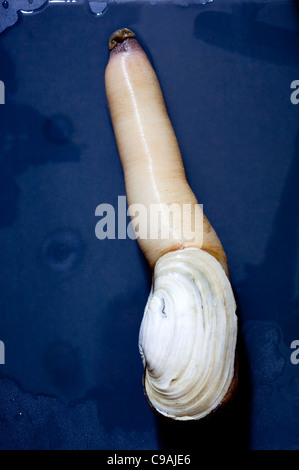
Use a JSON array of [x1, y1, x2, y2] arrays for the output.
[[139, 247, 237, 420]]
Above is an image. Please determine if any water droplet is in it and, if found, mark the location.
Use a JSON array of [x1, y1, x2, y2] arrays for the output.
[[2, 1, 9, 9], [88, 1, 108, 17], [41, 230, 83, 273], [20, 0, 49, 16]]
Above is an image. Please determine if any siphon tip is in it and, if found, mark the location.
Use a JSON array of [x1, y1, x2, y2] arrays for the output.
[[108, 28, 136, 51]]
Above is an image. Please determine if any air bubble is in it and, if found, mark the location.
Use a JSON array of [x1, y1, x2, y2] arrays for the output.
[[2, 1, 9, 9]]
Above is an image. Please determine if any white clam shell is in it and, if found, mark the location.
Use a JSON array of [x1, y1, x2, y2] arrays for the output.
[[139, 247, 237, 420]]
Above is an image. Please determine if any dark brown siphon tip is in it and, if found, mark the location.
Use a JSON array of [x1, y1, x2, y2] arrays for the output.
[[109, 28, 136, 51]]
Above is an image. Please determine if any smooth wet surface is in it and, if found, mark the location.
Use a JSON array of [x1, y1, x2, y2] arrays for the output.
[[0, 0, 298, 449]]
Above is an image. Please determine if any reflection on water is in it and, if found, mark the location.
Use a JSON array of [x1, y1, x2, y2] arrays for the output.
[[236, 130, 299, 338], [0, 0, 298, 450], [0, 43, 81, 228], [194, 2, 299, 66]]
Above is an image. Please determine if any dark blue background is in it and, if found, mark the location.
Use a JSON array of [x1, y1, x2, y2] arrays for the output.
[[0, 0, 298, 450]]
